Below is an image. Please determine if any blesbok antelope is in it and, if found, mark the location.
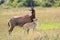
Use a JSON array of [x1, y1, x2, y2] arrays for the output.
[[23, 19, 38, 34], [8, 7, 36, 35]]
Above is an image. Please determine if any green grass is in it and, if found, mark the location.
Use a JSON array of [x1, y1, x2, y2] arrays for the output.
[[37, 23, 60, 30]]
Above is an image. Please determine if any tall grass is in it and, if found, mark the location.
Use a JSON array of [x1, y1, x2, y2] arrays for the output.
[[0, 7, 60, 40]]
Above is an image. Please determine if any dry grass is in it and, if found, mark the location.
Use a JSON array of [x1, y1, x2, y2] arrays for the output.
[[0, 7, 60, 40]]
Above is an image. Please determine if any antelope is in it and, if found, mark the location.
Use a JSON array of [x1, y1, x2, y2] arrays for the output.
[[23, 19, 38, 34], [8, 7, 36, 35]]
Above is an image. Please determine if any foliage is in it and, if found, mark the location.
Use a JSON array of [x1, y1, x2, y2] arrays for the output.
[[42, 1, 52, 7], [33, 0, 42, 6], [0, 0, 60, 8], [53, 1, 60, 7], [24, 0, 42, 7], [10, 0, 18, 7], [0, 0, 5, 5]]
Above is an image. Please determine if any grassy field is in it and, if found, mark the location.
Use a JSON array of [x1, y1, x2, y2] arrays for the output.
[[0, 7, 60, 40]]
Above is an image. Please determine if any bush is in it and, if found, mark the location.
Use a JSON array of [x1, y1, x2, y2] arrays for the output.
[[42, 1, 52, 7], [17, 2, 24, 7], [33, 0, 42, 6], [10, 1, 18, 7], [1, 0, 60, 8], [0, 0, 5, 5], [24, 0, 42, 7], [23, 0, 33, 7], [16, 0, 25, 7], [53, 2, 60, 7]]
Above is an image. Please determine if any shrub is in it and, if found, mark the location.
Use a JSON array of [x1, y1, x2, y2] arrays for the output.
[[17, 2, 24, 7], [24, 0, 42, 7], [0, 0, 5, 5], [10, 1, 18, 7], [33, 0, 42, 6], [42, 1, 52, 7], [53, 2, 60, 7]]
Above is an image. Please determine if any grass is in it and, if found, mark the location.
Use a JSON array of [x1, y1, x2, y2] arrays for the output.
[[37, 23, 60, 30], [0, 7, 60, 40]]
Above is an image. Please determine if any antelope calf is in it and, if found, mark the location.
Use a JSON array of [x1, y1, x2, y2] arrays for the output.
[[23, 19, 38, 34]]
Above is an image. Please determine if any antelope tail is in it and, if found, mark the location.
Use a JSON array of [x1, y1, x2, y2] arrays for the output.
[[8, 21, 11, 28], [8, 22, 10, 27]]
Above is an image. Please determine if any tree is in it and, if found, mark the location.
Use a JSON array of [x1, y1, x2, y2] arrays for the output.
[[0, 0, 5, 5]]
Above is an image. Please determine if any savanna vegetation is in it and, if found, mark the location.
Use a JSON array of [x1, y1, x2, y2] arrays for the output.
[[0, 7, 60, 40], [0, 0, 60, 40], [0, 0, 60, 8]]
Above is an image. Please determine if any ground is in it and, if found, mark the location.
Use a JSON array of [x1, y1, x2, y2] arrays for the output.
[[0, 7, 60, 40]]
